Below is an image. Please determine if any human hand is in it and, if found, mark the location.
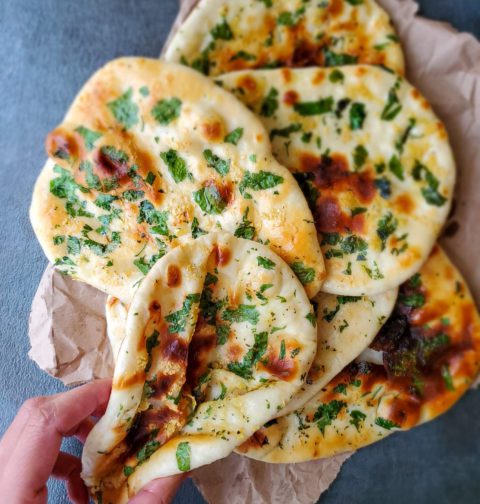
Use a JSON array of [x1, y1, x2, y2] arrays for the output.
[[0, 379, 185, 503]]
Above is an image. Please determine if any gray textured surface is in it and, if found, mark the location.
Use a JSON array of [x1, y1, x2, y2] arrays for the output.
[[0, 1, 479, 503]]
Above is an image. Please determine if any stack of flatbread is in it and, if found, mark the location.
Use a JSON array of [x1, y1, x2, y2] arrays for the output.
[[29, 1, 480, 502]]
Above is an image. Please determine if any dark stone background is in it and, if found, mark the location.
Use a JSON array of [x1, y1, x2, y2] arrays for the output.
[[0, 1, 478, 502]]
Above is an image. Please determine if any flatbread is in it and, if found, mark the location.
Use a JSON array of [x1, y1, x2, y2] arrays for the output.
[[82, 232, 317, 501], [105, 296, 129, 362], [165, 0, 405, 76], [218, 66, 455, 295], [30, 57, 324, 303], [239, 245, 480, 463]]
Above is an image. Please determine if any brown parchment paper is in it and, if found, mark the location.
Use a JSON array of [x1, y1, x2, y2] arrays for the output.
[[28, 0, 480, 502]]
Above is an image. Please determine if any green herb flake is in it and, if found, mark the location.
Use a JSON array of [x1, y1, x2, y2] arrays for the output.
[[257, 256, 276, 270], [139, 86, 150, 97], [222, 304, 259, 325], [381, 81, 402, 121], [193, 186, 227, 214], [279, 340, 286, 360], [412, 160, 447, 207], [224, 127, 244, 145], [227, 331, 268, 379], [334, 383, 347, 395], [122, 189, 145, 202], [123, 465, 135, 477], [389, 155, 404, 180], [294, 97, 334, 116], [353, 145, 368, 170], [399, 293, 425, 308], [161, 149, 188, 183], [441, 364, 455, 391], [377, 212, 398, 250], [291, 261, 316, 285], [234, 208, 256, 240], [349, 102, 367, 130], [375, 417, 400, 430], [191, 216, 207, 238], [165, 293, 201, 333], [203, 149, 230, 176], [136, 440, 161, 464], [176, 441, 191, 472], [329, 69, 345, 83], [260, 87, 279, 117], [314, 400, 346, 435], [270, 123, 302, 140], [306, 312, 317, 327], [324, 48, 358, 66], [239, 170, 284, 198], [107, 88, 139, 129], [211, 18, 234, 40], [67, 236, 81, 255], [350, 410, 367, 431], [75, 126, 102, 151], [152, 97, 182, 125], [145, 171, 156, 185]]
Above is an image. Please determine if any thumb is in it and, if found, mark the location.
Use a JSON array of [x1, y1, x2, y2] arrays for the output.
[[128, 474, 187, 504]]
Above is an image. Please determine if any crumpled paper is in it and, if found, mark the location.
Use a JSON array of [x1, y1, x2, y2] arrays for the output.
[[28, 0, 480, 502]]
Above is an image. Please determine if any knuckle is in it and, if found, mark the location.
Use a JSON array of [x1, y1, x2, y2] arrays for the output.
[[21, 396, 55, 425]]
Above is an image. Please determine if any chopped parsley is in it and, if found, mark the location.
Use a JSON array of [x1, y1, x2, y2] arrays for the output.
[[389, 155, 404, 180], [211, 18, 233, 40], [227, 331, 268, 379], [234, 208, 256, 240], [193, 186, 227, 214], [257, 256, 275, 270], [222, 304, 259, 325], [329, 69, 345, 83], [324, 48, 358, 66], [136, 440, 160, 464], [353, 145, 368, 170], [176, 442, 191, 472], [224, 127, 244, 145], [152, 97, 182, 125], [441, 364, 455, 391], [314, 400, 346, 435], [239, 170, 284, 198], [291, 261, 315, 285], [74, 126, 102, 151], [375, 417, 399, 430], [165, 293, 201, 333], [270, 123, 302, 140], [260, 87, 279, 117], [137, 201, 169, 235], [412, 160, 447, 206], [294, 97, 334, 116], [160, 149, 188, 183], [349, 410, 367, 431], [377, 212, 398, 250], [107, 88, 139, 129], [191, 217, 207, 238], [381, 80, 402, 121], [203, 149, 230, 176], [349, 102, 367, 130]]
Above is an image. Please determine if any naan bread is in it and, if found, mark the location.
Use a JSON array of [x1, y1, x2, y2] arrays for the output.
[[239, 246, 480, 463], [82, 232, 317, 501], [30, 58, 324, 303], [105, 296, 129, 362], [219, 66, 455, 295], [165, 0, 404, 76]]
